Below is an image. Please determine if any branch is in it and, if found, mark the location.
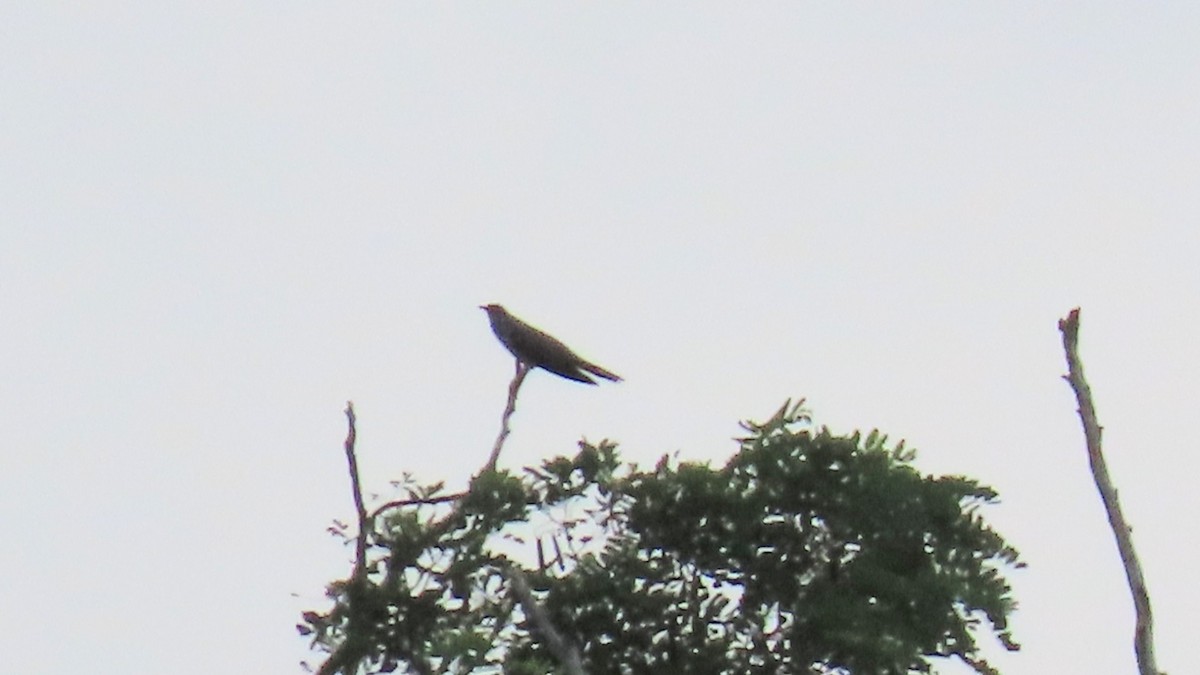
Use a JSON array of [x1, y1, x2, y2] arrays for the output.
[[343, 402, 370, 581], [507, 567, 586, 675], [317, 402, 371, 675], [486, 360, 529, 471], [369, 492, 466, 521], [1058, 308, 1160, 675], [314, 362, 535, 673]]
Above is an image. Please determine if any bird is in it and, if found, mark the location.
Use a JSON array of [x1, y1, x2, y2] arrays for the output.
[[480, 304, 622, 385]]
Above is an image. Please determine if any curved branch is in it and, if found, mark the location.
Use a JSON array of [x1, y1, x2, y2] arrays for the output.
[[1058, 308, 1160, 675], [369, 492, 466, 521]]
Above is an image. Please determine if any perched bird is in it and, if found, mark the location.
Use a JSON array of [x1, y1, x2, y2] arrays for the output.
[[480, 304, 622, 385]]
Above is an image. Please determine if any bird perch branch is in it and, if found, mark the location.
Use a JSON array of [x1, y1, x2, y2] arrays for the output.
[[1058, 308, 1160, 675], [316, 366, 582, 674], [486, 360, 529, 471]]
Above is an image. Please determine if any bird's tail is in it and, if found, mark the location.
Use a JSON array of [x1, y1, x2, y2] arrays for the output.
[[582, 361, 622, 382]]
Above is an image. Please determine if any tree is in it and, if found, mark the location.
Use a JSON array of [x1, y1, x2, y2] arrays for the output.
[[301, 399, 1021, 674]]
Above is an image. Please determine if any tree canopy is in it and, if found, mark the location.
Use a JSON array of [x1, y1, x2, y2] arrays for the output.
[[301, 401, 1021, 675]]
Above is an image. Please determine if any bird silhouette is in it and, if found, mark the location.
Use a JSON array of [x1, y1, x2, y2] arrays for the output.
[[480, 304, 622, 385]]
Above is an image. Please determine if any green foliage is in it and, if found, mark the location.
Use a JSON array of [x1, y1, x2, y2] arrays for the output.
[[302, 401, 1021, 674]]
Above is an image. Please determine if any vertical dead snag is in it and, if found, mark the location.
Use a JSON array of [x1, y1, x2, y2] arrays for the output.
[[1058, 308, 1160, 675]]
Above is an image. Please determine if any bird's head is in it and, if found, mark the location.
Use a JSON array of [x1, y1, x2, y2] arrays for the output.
[[479, 304, 507, 318]]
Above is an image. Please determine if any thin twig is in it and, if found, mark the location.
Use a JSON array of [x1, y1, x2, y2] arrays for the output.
[[369, 492, 466, 521], [486, 360, 529, 471], [1058, 308, 1160, 675], [508, 567, 586, 675]]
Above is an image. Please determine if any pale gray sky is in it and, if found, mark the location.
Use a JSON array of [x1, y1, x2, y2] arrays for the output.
[[1, 3, 1197, 673]]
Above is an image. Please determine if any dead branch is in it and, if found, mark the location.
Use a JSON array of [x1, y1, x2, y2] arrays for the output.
[[317, 402, 370, 675], [344, 403, 369, 581], [318, 402, 440, 675], [486, 360, 529, 471], [1058, 308, 1160, 675]]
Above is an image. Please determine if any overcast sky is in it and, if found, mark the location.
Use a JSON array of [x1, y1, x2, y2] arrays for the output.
[[2, 3, 1198, 674]]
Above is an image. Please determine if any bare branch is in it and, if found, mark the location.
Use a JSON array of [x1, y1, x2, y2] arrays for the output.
[[486, 360, 529, 471], [343, 402, 369, 581], [508, 567, 586, 675], [317, 402, 370, 675], [369, 492, 466, 521], [1058, 308, 1161, 675]]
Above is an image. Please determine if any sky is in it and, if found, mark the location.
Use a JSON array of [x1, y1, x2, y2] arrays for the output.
[[1, 3, 1198, 673]]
